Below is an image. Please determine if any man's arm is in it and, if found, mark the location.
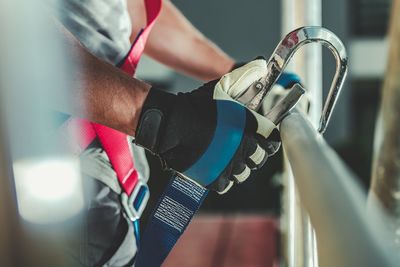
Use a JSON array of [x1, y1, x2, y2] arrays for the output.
[[58, 25, 150, 136], [127, 0, 234, 81], [54, 23, 278, 194]]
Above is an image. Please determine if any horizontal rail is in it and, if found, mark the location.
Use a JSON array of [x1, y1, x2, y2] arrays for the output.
[[280, 112, 397, 267]]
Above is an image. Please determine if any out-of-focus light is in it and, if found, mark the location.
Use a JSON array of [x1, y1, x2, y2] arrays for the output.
[[13, 157, 83, 224]]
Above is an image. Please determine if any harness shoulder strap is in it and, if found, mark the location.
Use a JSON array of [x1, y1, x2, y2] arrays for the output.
[[91, 0, 162, 196], [55, 0, 162, 225]]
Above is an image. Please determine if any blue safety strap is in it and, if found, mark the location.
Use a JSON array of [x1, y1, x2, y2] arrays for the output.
[[184, 101, 246, 186], [135, 100, 246, 267], [135, 175, 208, 267]]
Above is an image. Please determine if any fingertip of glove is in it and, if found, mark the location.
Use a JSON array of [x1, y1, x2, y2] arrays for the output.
[[255, 128, 281, 157], [247, 144, 267, 169], [264, 129, 281, 155], [268, 128, 281, 142], [216, 180, 234, 195], [233, 165, 251, 183], [266, 142, 281, 156]]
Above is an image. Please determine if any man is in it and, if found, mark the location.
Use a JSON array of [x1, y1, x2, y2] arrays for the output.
[[48, 0, 280, 265]]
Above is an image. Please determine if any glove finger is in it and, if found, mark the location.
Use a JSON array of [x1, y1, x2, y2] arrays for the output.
[[247, 142, 268, 170], [264, 128, 281, 156], [233, 164, 251, 183], [241, 134, 267, 170], [208, 174, 234, 194], [216, 180, 234, 195]]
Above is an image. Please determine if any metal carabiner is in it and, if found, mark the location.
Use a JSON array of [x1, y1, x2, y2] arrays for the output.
[[236, 26, 348, 134]]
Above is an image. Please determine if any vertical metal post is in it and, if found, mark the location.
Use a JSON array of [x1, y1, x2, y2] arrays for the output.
[[303, 0, 323, 128], [281, 0, 321, 266], [281, 112, 398, 267]]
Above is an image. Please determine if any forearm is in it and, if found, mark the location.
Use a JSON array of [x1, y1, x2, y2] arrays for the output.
[[128, 0, 234, 81], [58, 26, 151, 136]]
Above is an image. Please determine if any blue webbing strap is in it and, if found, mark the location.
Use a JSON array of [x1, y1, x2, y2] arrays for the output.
[[135, 175, 208, 266], [135, 100, 246, 266]]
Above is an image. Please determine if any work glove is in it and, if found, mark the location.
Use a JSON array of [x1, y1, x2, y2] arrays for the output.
[[135, 58, 280, 194]]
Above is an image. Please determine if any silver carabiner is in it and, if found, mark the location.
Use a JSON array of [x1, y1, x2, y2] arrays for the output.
[[236, 26, 348, 134]]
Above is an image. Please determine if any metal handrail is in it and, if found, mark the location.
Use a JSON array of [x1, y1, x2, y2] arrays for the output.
[[280, 112, 398, 267]]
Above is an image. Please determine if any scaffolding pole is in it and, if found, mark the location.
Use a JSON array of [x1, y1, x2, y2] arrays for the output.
[[281, 1, 321, 266]]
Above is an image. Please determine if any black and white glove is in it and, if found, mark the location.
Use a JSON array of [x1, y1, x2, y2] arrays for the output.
[[135, 59, 280, 194]]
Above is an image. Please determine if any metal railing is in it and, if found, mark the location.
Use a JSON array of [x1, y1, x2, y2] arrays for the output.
[[281, 1, 322, 265], [281, 111, 398, 267]]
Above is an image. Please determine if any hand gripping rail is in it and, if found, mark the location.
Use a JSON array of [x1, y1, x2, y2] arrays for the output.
[[237, 26, 348, 133], [136, 27, 349, 267]]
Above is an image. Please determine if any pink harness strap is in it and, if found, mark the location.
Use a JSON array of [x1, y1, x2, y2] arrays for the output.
[[67, 0, 162, 196], [120, 0, 162, 75]]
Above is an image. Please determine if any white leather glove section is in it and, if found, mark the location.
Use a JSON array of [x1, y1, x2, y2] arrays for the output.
[[212, 58, 277, 139]]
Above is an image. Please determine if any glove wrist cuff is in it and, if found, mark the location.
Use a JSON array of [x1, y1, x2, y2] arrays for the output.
[[135, 87, 175, 154]]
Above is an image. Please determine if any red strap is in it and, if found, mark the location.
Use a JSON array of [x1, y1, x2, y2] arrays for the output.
[[91, 123, 139, 194], [66, 0, 162, 195], [120, 0, 162, 74]]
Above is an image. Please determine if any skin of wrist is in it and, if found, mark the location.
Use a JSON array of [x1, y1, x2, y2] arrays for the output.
[[130, 81, 152, 136]]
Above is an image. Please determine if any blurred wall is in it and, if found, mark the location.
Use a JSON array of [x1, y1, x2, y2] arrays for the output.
[[170, 0, 282, 91]]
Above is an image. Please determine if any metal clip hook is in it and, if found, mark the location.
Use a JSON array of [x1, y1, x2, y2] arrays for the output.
[[236, 26, 348, 134]]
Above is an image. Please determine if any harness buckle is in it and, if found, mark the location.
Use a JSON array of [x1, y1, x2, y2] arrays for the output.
[[121, 180, 150, 221]]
